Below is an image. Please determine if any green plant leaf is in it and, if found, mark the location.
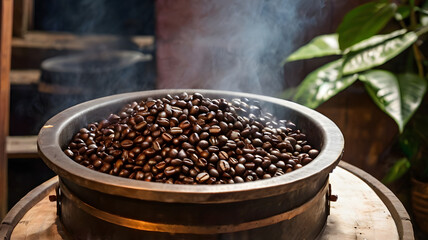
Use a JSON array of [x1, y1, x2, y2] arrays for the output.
[[279, 87, 298, 100], [382, 157, 411, 183], [395, 5, 410, 21], [400, 124, 422, 160], [421, 0, 428, 26], [343, 31, 417, 75], [347, 29, 407, 53], [293, 60, 359, 109], [282, 34, 340, 64], [359, 70, 427, 132], [337, 1, 397, 50]]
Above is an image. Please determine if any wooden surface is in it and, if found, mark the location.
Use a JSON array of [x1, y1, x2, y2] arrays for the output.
[[10, 69, 39, 85], [0, 177, 58, 238], [11, 31, 154, 69], [12, 0, 30, 37], [0, 0, 13, 218], [1, 165, 413, 239], [339, 161, 414, 239], [6, 135, 38, 159]]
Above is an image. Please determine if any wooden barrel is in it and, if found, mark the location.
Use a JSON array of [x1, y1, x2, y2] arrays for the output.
[[411, 177, 428, 232], [0, 162, 414, 240], [37, 50, 155, 125], [36, 90, 344, 239]]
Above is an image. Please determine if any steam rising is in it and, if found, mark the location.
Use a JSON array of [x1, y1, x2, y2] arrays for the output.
[[158, 0, 327, 96]]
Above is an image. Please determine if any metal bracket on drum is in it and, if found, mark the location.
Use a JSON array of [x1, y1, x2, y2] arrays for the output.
[[326, 183, 338, 216], [48, 184, 62, 217]]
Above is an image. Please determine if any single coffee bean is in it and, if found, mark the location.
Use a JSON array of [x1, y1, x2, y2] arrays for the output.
[[120, 139, 133, 149], [235, 163, 246, 176], [196, 172, 210, 183], [198, 140, 209, 149], [234, 176, 245, 183], [64, 149, 74, 157], [164, 166, 177, 176], [179, 120, 191, 129], [219, 151, 228, 160], [209, 125, 221, 134], [209, 168, 220, 178], [171, 158, 183, 166], [268, 164, 278, 174], [218, 160, 231, 172], [170, 127, 183, 135], [308, 149, 319, 159]]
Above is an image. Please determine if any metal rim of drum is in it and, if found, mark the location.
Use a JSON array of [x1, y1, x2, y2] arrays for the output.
[[37, 89, 344, 204]]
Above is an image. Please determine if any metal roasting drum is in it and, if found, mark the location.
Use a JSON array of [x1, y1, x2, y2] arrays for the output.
[[37, 89, 344, 239]]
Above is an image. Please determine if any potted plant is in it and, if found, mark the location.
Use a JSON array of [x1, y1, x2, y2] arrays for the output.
[[282, 0, 428, 231]]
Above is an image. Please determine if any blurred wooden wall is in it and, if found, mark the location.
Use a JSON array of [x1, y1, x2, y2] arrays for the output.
[[156, 0, 397, 178], [1, 0, 13, 218]]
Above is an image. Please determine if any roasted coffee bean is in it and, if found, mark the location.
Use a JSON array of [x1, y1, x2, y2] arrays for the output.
[[196, 158, 208, 168], [64, 149, 74, 157], [177, 149, 187, 159], [235, 163, 246, 176], [198, 140, 209, 149], [228, 157, 239, 166], [209, 153, 219, 163], [276, 160, 286, 169], [234, 176, 245, 183], [164, 166, 177, 176], [308, 149, 319, 159], [120, 139, 133, 149], [171, 158, 183, 166], [209, 168, 220, 178], [170, 127, 183, 135], [155, 161, 166, 170], [244, 162, 256, 170], [218, 160, 231, 172], [189, 133, 200, 144], [209, 125, 221, 134], [207, 146, 219, 153], [302, 157, 312, 165], [219, 151, 228, 160], [196, 172, 210, 183], [179, 120, 191, 129], [100, 163, 111, 173], [268, 164, 278, 174], [65, 92, 319, 184], [169, 148, 179, 158]]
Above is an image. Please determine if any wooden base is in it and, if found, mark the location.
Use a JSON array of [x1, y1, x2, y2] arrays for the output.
[[1, 163, 414, 239]]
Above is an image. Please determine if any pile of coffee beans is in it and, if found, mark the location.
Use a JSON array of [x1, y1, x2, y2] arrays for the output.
[[63, 92, 319, 184]]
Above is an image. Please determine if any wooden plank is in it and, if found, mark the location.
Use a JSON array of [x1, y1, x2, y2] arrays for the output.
[[320, 167, 400, 240], [0, 0, 13, 219], [6, 136, 38, 159], [11, 31, 154, 69], [26, 0, 33, 30], [10, 69, 39, 85], [0, 177, 58, 238], [12, 0, 30, 37], [339, 161, 414, 240], [1, 167, 411, 239]]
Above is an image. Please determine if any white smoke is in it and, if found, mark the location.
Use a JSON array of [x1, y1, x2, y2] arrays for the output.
[[157, 0, 328, 96]]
